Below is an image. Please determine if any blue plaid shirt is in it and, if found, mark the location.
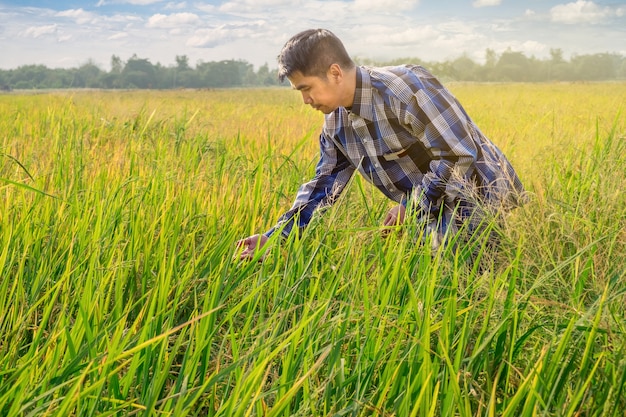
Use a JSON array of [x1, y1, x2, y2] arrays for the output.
[[266, 65, 524, 238]]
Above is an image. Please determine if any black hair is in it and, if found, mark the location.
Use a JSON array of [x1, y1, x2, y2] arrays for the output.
[[277, 29, 355, 82]]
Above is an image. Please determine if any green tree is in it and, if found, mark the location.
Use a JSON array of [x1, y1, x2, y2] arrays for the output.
[[99, 55, 124, 88], [255, 63, 276, 86], [110, 55, 123, 74], [619, 57, 626, 79], [450, 54, 479, 81], [571, 53, 617, 80], [10, 65, 48, 89], [197, 59, 251, 87], [43, 68, 74, 88], [76, 59, 104, 88], [474, 49, 498, 81], [172, 55, 199, 88], [495, 49, 531, 81], [485, 48, 497, 68], [546, 48, 570, 80], [175, 55, 190, 71], [121, 54, 156, 88]]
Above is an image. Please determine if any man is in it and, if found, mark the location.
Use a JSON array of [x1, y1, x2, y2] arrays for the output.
[[237, 28, 524, 261]]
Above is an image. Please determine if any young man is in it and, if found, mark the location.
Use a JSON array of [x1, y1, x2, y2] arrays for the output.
[[237, 28, 524, 261]]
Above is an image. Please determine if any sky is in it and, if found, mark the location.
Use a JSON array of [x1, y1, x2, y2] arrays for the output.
[[1, 0, 625, 71]]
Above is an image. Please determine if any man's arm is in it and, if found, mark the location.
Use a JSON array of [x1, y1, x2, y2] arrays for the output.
[[237, 132, 354, 260], [265, 132, 355, 238]]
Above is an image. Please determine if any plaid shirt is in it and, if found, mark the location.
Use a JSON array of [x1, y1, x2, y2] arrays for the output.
[[266, 65, 524, 239]]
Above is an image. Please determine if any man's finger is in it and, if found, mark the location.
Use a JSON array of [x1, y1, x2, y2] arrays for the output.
[[239, 245, 255, 257], [235, 237, 250, 248], [239, 248, 265, 262]]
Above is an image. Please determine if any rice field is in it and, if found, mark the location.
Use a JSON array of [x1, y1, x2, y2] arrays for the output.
[[0, 83, 625, 416]]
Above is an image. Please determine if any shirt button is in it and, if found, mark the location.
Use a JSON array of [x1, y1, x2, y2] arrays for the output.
[[374, 163, 380, 168], [389, 187, 396, 192]]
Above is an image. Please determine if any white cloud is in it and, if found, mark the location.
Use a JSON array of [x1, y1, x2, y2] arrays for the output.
[[472, 0, 501, 8], [298, 1, 351, 21], [56, 8, 96, 25], [354, 0, 418, 12], [146, 12, 200, 28], [97, 0, 164, 5], [519, 40, 548, 56], [164, 2, 188, 10], [219, 0, 298, 12], [108, 32, 129, 40], [193, 3, 217, 13], [22, 24, 58, 38], [366, 25, 439, 47], [237, 0, 297, 6], [187, 26, 233, 48], [187, 20, 268, 48], [102, 14, 143, 24], [350, 21, 487, 63], [550, 1, 612, 24]]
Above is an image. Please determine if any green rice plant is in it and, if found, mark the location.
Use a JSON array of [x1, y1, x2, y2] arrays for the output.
[[0, 85, 625, 416]]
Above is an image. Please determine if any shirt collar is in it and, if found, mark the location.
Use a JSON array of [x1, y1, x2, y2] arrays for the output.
[[348, 66, 374, 121]]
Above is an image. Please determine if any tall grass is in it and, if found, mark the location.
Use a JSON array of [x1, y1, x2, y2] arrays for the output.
[[0, 84, 625, 416]]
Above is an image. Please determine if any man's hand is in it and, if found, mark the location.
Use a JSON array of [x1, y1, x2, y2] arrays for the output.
[[382, 204, 406, 236], [235, 234, 269, 261]]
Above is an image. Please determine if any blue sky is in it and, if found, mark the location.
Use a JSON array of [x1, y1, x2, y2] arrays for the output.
[[1, 0, 625, 70]]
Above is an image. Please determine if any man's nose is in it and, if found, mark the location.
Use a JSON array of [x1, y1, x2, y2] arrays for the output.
[[302, 92, 311, 104]]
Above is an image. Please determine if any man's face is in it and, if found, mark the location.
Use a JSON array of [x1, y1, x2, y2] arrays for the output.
[[288, 70, 342, 114]]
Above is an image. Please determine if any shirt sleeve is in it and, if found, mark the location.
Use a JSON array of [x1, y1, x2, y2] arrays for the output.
[[264, 132, 355, 238], [400, 85, 479, 217]]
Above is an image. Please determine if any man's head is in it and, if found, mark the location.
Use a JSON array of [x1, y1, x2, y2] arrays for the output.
[[278, 29, 356, 114], [277, 29, 354, 82]]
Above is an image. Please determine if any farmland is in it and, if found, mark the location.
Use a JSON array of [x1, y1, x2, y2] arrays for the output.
[[1, 83, 625, 416]]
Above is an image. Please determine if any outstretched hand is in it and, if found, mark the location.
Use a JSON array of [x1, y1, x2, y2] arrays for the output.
[[382, 204, 406, 236], [235, 234, 269, 261]]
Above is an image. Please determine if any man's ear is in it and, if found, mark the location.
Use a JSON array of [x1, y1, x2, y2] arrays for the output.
[[328, 63, 343, 83]]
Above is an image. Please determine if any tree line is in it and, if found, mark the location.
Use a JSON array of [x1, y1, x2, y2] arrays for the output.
[[365, 48, 626, 83], [0, 55, 280, 90], [1, 48, 624, 90]]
